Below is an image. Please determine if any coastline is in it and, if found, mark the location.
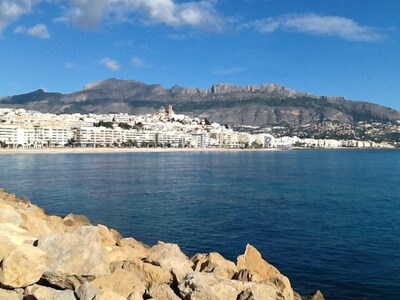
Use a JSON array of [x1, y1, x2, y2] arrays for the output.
[[0, 146, 397, 155], [0, 147, 281, 155]]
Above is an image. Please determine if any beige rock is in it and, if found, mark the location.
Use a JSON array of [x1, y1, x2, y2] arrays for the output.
[[19, 212, 53, 237], [179, 272, 241, 300], [147, 284, 180, 300], [0, 223, 37, 258], [118, 237, 150, 258], [37, 231, 110, 289], [89, 268, 146, 298], [0, 288, 23, 300], [146, 242, 193, 282], [237, 244, 294, 300], [179, 272, 280, 300], [94, 290, 126, 300], [0, 204, 23, 226], [0, 244, 47, 288], [25, 284, 76, 300], [192, 252, 238, 279], [62, 213, 92, 227], [97, 224, 120, 248], [307, 290, 325, 300], [110, 259, 171, 288]]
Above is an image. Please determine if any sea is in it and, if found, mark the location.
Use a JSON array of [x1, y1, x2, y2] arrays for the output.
[[0, 149, 399, 299]]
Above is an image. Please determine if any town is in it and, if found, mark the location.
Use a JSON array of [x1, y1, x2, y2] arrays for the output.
[[0, 106, 398, 150]]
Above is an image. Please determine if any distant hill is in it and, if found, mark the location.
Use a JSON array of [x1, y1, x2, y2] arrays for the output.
[[1, 78, 399, 126]]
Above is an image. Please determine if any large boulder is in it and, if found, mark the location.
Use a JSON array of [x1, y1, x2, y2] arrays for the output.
[[24, 284, 77, 300], [117, 237, 150, 258], [236, 244, 294, 300], [192, 252, 238, 279], [75, 282, 100, 300], [0, 288, 23, 300], [37, 228, 110, 289], [0, 223, 37, 260], [87, 268, 146, 298], [0, 244, 47, 288], [178, 272, 241, 300], [0, 204, 23, 226], [147, 283, 181, 300], [110, 259, 171, 287], [145, 242, 193, 282], [178, 272, 279, 300]]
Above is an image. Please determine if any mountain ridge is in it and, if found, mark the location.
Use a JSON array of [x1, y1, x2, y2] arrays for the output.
[[1, 78, 399, 127]]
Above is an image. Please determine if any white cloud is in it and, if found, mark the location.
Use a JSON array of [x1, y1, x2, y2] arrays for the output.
[[14, 23, 50, 39], [248, 13, 384, 42], [213, 67, 244, 76], [100, 57, 121, 71], [64, 62, 76, 69], [0, 0, 38, 32], [56, 0, 223, 30], [131, 56, 152, 68]]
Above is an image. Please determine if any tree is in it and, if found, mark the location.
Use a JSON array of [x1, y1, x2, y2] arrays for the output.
[[94, 121, 114, 128], [118, 122, 132, 130]]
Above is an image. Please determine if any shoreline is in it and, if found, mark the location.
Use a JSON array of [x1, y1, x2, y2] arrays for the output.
[[0, 146, 397, 155], [0, 147, 281, 155]]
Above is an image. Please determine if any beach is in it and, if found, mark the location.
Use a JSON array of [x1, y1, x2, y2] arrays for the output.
[[0, 147, 280, 155]]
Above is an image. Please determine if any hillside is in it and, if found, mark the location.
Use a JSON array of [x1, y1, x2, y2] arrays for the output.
[[1, 78, 399, 127]]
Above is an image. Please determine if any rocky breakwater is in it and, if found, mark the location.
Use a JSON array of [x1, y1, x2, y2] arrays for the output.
[[0, 188, 324, 300]]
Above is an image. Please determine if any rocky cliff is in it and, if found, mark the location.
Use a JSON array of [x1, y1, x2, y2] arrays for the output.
[[1, 78, 399, 127], [0, 188, 324, 300]]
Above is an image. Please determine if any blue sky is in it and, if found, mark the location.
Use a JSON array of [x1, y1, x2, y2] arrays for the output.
[[0, 0, 399, 110]]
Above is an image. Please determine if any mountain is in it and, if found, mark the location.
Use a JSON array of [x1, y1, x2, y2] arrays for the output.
[[1, 78, 399, 127]]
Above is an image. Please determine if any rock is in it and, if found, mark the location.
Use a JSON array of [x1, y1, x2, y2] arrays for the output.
[[94, 290, 126, 300], [146, 242, 193, 282], [192, 252, 238, 279], [179, 272, 282, 300], [110, 259, 171, 288], [0, 222, 37, 260], [37, 230, 110, 289], [88, 268, 146, 298], [232, 269, 253, 282], [236, 289, 255, 300], [293, 291, 302, 300], [117, 237, 150, 258], [75, 282, 100, 300], [237, 244, 294, 300], [25, 285, 77, 300], [0, 288, 23, 300], [19, 213, 53, 237], [97, 224, 120, 248], [178, 272, 241, 300], [307, 290, 325, 300], [62, 213, 92, 227], [0, 204, 23, 226], [0, 244, 47, 288], [147, 283, 181, 300]]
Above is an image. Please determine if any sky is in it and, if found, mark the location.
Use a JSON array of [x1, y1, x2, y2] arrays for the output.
[[0, 0, 399, 110]]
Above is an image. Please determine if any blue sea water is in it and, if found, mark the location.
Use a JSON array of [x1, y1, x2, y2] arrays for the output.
[[0, 149, 399, 299]]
